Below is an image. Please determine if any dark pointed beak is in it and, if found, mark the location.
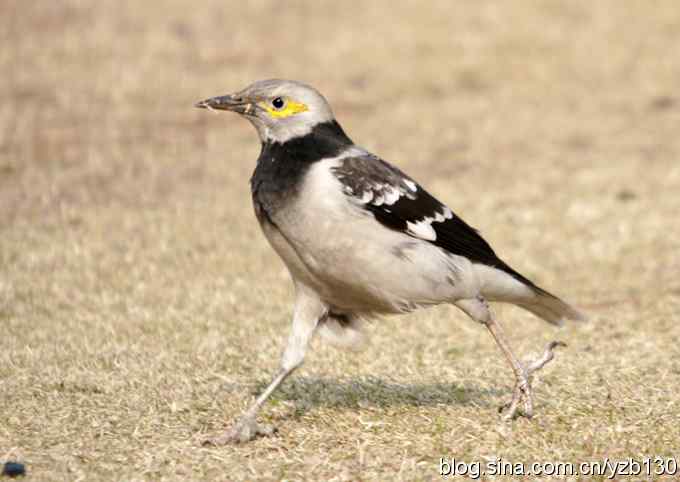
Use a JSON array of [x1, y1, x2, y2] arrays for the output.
[[194, 94, 254, 114]]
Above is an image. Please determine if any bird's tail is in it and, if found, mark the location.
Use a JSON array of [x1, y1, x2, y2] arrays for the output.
[[474, 263, 586, 326], [517, 287, 587, 326]]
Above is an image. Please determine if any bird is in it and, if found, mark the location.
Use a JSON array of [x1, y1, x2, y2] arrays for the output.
[[195, 79, 585, 445]]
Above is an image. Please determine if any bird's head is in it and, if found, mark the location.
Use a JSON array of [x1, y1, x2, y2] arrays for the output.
[[195, 79, 335, 143]]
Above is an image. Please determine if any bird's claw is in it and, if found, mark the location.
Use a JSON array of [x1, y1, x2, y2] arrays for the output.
[[499, 340, 566, 420], [202, 415, 276, 446]]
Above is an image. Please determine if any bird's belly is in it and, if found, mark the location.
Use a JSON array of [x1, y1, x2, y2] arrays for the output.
[[265, 201, 479, 313]]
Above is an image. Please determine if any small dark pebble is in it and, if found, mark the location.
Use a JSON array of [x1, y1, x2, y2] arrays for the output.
[[649, 95, 676, 111], [2, 462, 26, 478], [616, 189, 637, 201]]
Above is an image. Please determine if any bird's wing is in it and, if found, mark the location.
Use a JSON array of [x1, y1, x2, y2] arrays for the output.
[[331, 153, 536, 286]]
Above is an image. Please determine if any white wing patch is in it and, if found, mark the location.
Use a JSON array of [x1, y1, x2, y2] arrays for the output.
[[403, 179, 417, 192], [341, 178, 412, 207], [383, 187, 401, 205], [406, 219, 437, 241], [434, 206, 453, 223], [360, 190, 373, 203], [404, 207, 453, 242]]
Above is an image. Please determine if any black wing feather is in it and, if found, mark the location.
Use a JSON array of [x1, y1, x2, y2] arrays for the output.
[[332, 155, 539, 289]]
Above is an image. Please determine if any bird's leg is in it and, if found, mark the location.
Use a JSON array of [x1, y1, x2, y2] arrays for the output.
[[203, 367, 291, 445], [455, 297, 564, 421], [204, 286, 327, 446], [484, 314, 565, 420]]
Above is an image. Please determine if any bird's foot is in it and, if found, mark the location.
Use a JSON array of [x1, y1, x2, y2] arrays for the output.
[[499, 341, 566, 420], [202, 415, 276, 446]]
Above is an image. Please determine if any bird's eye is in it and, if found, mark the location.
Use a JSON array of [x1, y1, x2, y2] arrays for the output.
[[271, 97, 285, 110]]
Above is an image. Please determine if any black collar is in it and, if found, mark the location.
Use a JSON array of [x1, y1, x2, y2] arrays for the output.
[[260, 120, 353, 165]]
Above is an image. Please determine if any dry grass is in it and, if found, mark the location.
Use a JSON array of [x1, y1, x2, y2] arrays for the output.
[[2, 1, 680, 480]]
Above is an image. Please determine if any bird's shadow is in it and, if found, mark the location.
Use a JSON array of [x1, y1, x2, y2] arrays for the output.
[[245, 375, 502, 418]]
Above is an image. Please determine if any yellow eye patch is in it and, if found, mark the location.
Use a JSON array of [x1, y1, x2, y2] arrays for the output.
[[263, 98, 309, 119]]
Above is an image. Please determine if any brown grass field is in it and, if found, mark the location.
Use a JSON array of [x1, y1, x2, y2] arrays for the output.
[[2, 1, 680, 480]]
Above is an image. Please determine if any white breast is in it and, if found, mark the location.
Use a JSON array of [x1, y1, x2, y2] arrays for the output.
[[261, 157, 482, 313]]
